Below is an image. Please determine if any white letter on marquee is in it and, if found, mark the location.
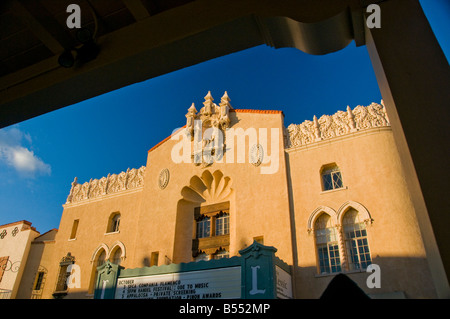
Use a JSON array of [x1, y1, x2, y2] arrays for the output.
[[249, 266, 266, 295]]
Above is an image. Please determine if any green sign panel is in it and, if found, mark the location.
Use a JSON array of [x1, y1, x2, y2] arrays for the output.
[[94, 241, 292, 299]]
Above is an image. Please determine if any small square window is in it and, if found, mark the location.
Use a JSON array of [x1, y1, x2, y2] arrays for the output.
[[321, 165, 344, 191]]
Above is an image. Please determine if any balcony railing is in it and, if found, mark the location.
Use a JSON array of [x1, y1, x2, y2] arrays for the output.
[[0, 289, 12, 299]]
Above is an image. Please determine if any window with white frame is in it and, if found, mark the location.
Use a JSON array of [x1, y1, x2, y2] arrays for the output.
[[342, 209, 372, 270], [321, 165, 343, 191], [194, 252, 210, 262], [192, 203, 231, 261], [213, 249, 229, 260], [314, 214, 341, 274], [196, 216, 211, 238], [215, 212, 230, 236]]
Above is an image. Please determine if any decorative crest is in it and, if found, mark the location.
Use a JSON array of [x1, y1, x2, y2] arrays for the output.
[[184, 91, 233, 166]]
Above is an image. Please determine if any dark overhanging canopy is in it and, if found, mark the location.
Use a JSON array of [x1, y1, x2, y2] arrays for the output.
[[1, 0, 449, 298]]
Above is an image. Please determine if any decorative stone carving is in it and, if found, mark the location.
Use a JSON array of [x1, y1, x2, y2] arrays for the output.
[[286, 102, 389, 149], [66, 166, 146, 204], [89, 178, 102, 198], [185, 91, 233, 166], [181, 170, 232, 204], [107, 173, 119, 194], [185, 103, 197, 138], [158, 168, 170, 190], [219, 91, 231, 129], [250, 144, 264, 167], [98, 176, 108, 195]]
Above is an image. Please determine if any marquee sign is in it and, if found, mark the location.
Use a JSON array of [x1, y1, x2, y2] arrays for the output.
[[94, 241, 292, 300], [115, 267, 241, 299]]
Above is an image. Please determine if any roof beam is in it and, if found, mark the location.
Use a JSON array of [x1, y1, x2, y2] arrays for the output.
[[9, 0, 65, 54], [122, 0, 151, 21], [0, 0, 355, 128]]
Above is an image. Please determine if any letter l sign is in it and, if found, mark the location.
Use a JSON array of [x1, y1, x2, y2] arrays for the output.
[[249, 265, 266, 295]]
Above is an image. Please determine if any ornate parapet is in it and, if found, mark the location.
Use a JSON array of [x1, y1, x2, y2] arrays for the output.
[[65, 166, 146, 204], [285, 101, 390, 149], [185, 91, 233, 167]]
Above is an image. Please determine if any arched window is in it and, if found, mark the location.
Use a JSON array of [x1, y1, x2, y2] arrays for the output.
[[321, 164, 343, 191], [342, 209, 372, 270], [314, 214, 341, 274], [88, 247, 107, 294], [53, 253, 75, 296], [97, 249, 106, 267], [107, 212, 120, 233], [110, 247, 122, 265]]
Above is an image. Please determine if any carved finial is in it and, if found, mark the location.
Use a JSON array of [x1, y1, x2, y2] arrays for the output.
[[313, 115, 321, 141], [220, 91, 230, 103], [187, 103, 197, 115], [186, 103, 197, 138], [202, 91, 213, 116], [204, 91, 213, 101], [380, 100, 390, 124], [347, 105, 357, 132], [313, 115, 318, 124], [219, 91, 231, 128], [66, 177, 79, 203]]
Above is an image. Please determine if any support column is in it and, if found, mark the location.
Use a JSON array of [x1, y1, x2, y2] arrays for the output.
[[365, 0, 450, 298]]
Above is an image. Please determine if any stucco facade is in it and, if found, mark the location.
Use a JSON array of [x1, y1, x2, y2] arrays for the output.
[[14, 92, 440, 299], [0, 221, 40, 299]]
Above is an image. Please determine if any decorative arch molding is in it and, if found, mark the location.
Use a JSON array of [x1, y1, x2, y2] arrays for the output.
[[90, 243, 109, 263], [181, 170, 233, 205], [337, 200, 373, 225], [109, 241, 126, 260], [90, 242, 127, 263], [307, 205, 338, 233]]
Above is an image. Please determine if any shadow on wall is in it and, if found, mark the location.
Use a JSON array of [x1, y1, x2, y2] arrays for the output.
[[297, 256, 438, 299], [15, 241, 45, 299], [320, 273, 370, 299]]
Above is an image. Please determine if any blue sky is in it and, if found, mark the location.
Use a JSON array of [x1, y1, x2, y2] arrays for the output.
[[0, 1, 449, 233]]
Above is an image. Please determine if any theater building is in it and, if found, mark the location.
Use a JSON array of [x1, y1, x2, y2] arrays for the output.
[[13, 92, 440, 299]]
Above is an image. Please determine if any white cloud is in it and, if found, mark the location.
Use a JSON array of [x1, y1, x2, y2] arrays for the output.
[[0, 127, 51, 177]]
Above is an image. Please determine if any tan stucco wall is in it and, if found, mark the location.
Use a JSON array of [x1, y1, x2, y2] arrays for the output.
[[135, 110, 293, 266], [39, 190, 143, 299], [19, 104, 438, 299], [287, 127, 437, 298], [15, 229, 57, 299]]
